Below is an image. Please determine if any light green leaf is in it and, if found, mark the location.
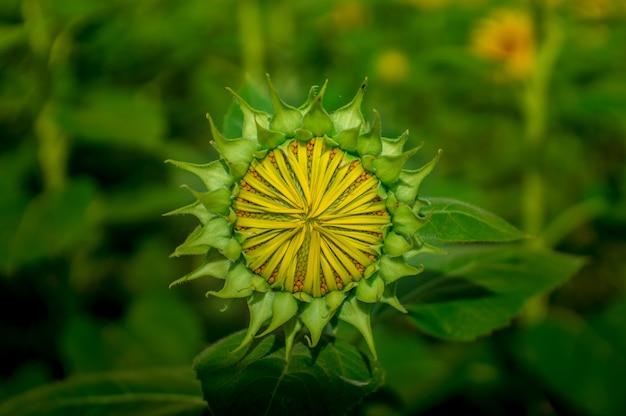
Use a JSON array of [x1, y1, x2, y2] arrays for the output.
[[404, 246, 584, 341], [419, 197, 528, 243], [193, 330, 383, 416], [0, 368, 206, 416]]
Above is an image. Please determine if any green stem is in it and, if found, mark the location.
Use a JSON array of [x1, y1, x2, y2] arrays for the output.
[[521, 22, 562, 239], [520, 10, 563, 323], [237, 0, 265, 80], [23, 0, 71, 192]]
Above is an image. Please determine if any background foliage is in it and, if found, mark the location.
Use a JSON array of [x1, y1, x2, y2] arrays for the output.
[[1, 0, 625, 415]]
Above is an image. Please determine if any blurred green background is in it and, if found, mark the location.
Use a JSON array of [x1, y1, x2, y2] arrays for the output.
[[1, 0, 625, 414]]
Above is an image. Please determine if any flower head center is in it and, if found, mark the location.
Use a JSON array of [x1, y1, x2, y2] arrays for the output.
[[233, 138, 390, 297]]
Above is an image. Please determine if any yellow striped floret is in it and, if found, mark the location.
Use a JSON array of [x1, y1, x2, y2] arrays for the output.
[[234, 138, 389, 297]]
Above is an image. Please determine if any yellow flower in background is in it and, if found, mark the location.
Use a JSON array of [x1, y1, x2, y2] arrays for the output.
[[471, 9, 536, 80], [375, 50, 410, 84]]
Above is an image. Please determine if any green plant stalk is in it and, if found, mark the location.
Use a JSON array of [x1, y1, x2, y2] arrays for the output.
[[24, 0, 71, 192], [237, 0, 265, 80], [520, 16, 563, 323]]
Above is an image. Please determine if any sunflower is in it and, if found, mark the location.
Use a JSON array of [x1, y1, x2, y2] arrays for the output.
[[167, 76, 440, 358], [471, 9, 536, 80]]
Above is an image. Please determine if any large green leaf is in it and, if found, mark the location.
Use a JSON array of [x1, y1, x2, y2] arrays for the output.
[[403, 246, 584, 341], [419, 198, 528, 243], [193, 330, 383, 416], [0, 368, 206, 416]]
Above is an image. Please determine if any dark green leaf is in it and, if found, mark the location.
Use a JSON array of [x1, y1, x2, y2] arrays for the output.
[[419, 198, 528, 243], [404, 246, 584, 341], [193, 330, 384, 416], [0, 368, 206, 416]]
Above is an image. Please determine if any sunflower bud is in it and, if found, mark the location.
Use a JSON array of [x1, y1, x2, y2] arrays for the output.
[[167, 76, 440, 359]]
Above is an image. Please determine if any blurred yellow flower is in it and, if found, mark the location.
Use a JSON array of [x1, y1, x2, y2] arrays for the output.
[[375, 50, 410, 83], [471, 9, 535, 80], [330, 1, 370, 30]]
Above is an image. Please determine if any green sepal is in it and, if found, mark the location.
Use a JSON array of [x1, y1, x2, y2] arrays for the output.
[[234, 291, 275, 352], [337, 296, 377, 359], [266, 74, 303, 134], [182, 185, 231, 217], [169, 250, 231, 288], [302, 81, 335, 137], [225, 87, 270, 139], [383, 231, 413, 257], [170, 224, 212, 257], [392, 205, 422, 239], [333, 124, 360, 152], [206, 262, 254, 299], [221, 238, 242, 260], [283, 318, 302, 361], [325, 290, 347, 313], [356, 110, 382, 157], [379, 255, 424, 283], [385, 191, 398, 215], [202, 216, 235, 250], [363, 262, 377, 279], [294, 128, 313, 142], [301, 297, 336, 348], [392, 149, 442, 203], [404, 240, 448, 258], [165, 159, 232, 192], [229, 162, 252, 180], [331, 78, 367, 133], [293, 291, 313, 302], [356, 274, 385, 303], [379, 282, 407, 313], [251, 275, 271, 292], [381, 130, 409, 157], [253, 148, 270, 159], [361, 155, 376, 172], [163, 200, 212, 225], [256, 121, 286, 149], [257, 291, 299, 337], [208, 113, 258, 169], [299, 85, 319, 113], [373, 145, 420, 185], [171, 216, 239, 258]]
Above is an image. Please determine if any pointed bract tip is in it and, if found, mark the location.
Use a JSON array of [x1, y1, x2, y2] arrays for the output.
[[316, 79, 329, 101]]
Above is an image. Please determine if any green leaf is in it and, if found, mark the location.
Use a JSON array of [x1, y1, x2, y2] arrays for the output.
[[419, 197, 528, 243], [404, 246, 584, 341], [0, 368, 206, 416], [193, 330, 384, 416]]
